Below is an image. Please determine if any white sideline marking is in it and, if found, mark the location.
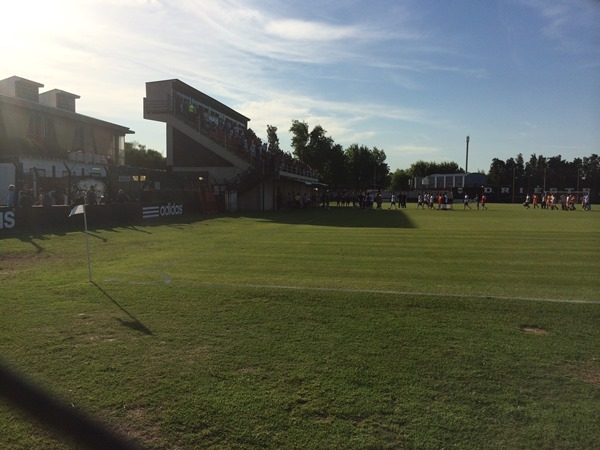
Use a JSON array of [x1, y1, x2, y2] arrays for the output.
[[104, 277, 599, 305], [203, 283, 599, 305]]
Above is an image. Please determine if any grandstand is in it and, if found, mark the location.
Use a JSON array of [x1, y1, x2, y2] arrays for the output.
[[144, 79, 321, 211]]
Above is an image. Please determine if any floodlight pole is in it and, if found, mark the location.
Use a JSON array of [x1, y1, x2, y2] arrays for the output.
[[465, 136, 470, 173]]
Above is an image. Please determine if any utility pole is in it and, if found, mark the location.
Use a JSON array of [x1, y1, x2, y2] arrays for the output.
[[512, 166, 516, 203], [465, 135, 470, 173]]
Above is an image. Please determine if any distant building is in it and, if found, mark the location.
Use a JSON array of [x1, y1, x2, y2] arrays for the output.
[[0, 75, 133, 162], [0, 75, 134, 204], [413, 172, 488, 192]]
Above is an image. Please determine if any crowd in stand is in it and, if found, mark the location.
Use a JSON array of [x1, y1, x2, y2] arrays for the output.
[[173, 92, 318, 181], [3, 183, 134, 210], [5, 184, 69, 208]]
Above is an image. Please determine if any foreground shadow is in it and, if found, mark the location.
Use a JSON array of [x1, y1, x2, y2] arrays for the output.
[[86, 231, 108, 242], [92, 281, 154, 336], [17, 234, 48, 253], [238, 207, 416, 229]]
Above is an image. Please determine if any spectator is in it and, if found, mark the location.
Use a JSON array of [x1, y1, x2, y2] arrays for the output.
[[55, 189, 68, 205], [86, 186, 98, 205], [42, 190, 54, 207], [19, 186, 33, 208], [116, 189, 130, 203], [7, 184, 16, 209]]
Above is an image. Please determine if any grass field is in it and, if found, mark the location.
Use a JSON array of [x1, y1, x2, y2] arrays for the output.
[[1, 203, 599, 449]]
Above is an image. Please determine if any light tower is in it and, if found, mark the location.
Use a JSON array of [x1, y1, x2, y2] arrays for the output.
[[465, 135, 470, 173]]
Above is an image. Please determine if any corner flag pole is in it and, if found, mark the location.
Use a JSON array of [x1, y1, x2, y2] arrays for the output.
[[69, 203, 92, 282], [82, 205, 92, 282]]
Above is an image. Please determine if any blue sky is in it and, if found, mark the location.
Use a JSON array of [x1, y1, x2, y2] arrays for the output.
[[2, 0, 599, 172]]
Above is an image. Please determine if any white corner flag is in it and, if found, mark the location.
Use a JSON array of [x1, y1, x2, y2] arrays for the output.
[[69, 204, 85, 217], [68, 204, 92, 282]]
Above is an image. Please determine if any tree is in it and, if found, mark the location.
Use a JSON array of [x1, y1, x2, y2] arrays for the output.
[[308, 124, 333, 169], [345, 144, 371, 190], [289, 120, 348, 187], [487, 158, 506, 187], [515, 153, 525, 179], [409, 160, 430, 178], [525, 153, 542, 191], [266, 125, 280, 153], [289, 120, 310, 161], [436, 161, 462, 174], [582, 154, 599, 197], [409, 160, 462, 178], [321, 143, 348, 188], [390, 168, 411, 192], [345, 144, 390, 190], [546, 155, 566, 188], [371, 147, 390, 189], [124, 141, 166, 170]]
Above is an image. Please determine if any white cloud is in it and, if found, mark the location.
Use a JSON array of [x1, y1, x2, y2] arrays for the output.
[[391, 144, 442, 157], [235, 91, 429, 153], [5, 0, 594, 171], [264, 19, 361, 42], [515, 0, 600, 54]]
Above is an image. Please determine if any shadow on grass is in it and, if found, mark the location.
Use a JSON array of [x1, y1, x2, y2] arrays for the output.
[[92, 281, 154, 336], [5, 208, 415, 240], [239, 207, 416, 228], [125, 225, 152, 234], [17, 234, 49, 253], [86, 225, 152, 236], [86, 232, 108, 242]]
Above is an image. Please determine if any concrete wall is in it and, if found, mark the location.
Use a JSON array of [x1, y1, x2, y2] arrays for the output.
[[0, 198, 206, 236]]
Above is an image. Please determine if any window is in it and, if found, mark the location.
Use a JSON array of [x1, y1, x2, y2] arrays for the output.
[[56, 93, 76, 112], [15, 80, 39, 102]]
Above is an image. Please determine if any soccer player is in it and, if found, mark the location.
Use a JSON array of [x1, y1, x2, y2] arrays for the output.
[[389, 192, 397, 209]]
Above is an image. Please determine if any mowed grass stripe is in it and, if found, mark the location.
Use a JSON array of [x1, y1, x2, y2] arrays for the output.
[[0, 203, 599, 449], [87, 206, 598, 302], [103, 277, 600, 305]]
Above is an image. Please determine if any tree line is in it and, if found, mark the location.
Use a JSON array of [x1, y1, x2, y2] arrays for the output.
[[285, 120, 466, 192], [126, 124, 599, 195], [285, 122, 599, 194], [488, 153, 599, 193]]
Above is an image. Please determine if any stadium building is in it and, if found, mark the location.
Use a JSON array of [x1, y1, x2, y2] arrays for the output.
[[0, 75, 134, 205], [143, 79, 320, 211], [412, 172, 488, 200]]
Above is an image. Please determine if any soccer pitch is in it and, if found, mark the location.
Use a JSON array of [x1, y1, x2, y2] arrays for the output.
[[1, 204, 599, 449]]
